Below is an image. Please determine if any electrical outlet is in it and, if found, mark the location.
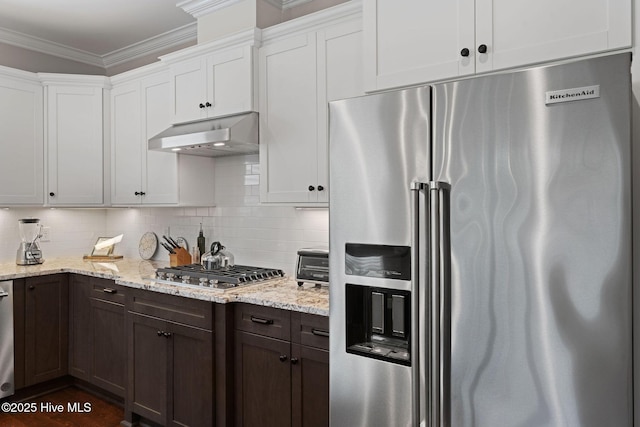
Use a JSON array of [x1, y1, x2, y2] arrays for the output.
[[40, 226, 51, 242]]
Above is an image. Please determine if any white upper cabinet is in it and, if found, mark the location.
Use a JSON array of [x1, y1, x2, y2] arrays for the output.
[[260, 3, 364, 205], [0, 69, 44, 205], [364, 0, 632, 91], [42, 76, 107, 206], [162, 30, 259, 124], [110, 68, 215, 207]]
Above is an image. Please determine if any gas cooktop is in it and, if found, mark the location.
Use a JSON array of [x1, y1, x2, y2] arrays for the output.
[[150, 264, 286, 291]]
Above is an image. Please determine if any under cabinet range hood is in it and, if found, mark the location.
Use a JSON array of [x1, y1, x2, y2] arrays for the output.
[[148, 111, 258, 157]]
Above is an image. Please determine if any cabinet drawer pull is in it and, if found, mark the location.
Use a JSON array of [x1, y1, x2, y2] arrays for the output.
[[250, 316, 274, 325], [103, 288, 117, 294], [0, 291, 9, 298], [311, 328, 329, 338]]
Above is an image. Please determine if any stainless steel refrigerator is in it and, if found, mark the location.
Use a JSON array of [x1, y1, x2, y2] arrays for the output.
[[328, 53, 632, 427]]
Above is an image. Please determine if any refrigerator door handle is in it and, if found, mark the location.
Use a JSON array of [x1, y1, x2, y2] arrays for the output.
[[410, 181, 429, 427], [429, 181, 451, 427], [411, 181, 451, 427]]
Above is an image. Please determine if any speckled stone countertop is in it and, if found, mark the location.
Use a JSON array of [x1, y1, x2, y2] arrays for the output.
[[0, 256, 329, 316]]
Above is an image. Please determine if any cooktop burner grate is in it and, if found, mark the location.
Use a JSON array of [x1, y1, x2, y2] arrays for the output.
[[153, 264, 285, 289]]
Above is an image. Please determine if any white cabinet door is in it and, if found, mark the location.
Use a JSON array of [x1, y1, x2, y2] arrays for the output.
[[365, 0, 632, 91], [475, 0, 632, 73], [0, 76, 43, 205], [46, 85, 103, 205], [207, 46, 254, 118], [364, 0, 474, 91], [169, 46, 255, 123], [317, 21, 365, 204], [170, 58, 208, 123], [259, 33, 319, 203], [142, 74, 178, 204], [111, 82, 143, 205]]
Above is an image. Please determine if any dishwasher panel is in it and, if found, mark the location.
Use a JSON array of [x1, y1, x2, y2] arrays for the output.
[[0, 280, 14, 398]]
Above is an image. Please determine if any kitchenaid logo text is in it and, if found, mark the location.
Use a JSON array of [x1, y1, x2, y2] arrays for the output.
[[545, 85, 600, 105]]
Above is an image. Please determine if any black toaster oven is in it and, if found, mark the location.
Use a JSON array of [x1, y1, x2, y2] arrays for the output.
[[296, 248, 329, 286]]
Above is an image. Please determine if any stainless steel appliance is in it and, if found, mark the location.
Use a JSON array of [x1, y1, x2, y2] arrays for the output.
[[296, 247, 329, 286], [16, 218, 44, 265], [329, 53, 632, 426], [148, 111, 258, 157], [151, 264, 285, 291], [0, 280, 14, 399]]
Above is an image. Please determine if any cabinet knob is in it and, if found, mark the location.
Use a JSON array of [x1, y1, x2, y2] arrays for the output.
[[135, 191, 141, 196], [460, 48, 470, 57], [317, 185, 324, 192], [478, 44, 488, 54], [49, 192, 55, 197], [28, 285, 35, 290], [199, 103, 205, 109], [157, 330, 163, 336], [205, 102, 212, 107], [290, 358, 299, 365], [279, 355, 288, 362], [163, 332, 172, 338], [140, 191, 146, 196], [308, 185, 315, 192]]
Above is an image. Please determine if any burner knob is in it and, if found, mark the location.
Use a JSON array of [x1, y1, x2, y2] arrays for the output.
[[166, 273, 176, 281], [209, 279, 219, 287], [156, 272, 165, 279], [181, 275, 191, 284], [199, 278, 209, 287]]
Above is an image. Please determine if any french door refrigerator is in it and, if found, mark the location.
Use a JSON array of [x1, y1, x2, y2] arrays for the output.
[[328, 53, 632, 427]]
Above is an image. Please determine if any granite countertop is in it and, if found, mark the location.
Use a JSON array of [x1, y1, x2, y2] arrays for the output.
[[0, 256, 329, 316]]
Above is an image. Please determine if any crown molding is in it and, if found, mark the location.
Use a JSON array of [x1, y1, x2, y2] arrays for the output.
[[177, 0, 243, 18], [102, 23, 197, 68], [0, 22, 197, 72], [263, 0, 314, 10], [0, 26, 104, 67]]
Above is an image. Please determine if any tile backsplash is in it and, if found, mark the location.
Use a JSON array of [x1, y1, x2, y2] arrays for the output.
[[0, 155, 328, 276]]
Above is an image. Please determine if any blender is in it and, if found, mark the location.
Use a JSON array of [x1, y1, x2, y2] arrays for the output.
[[16, 218, 44, 265]]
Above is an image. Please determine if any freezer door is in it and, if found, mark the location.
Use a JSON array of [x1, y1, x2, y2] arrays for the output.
[[329, 86, 430, 427], [432, 53, 632, 427]]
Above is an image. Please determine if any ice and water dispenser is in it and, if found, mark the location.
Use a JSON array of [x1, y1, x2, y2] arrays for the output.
[[344, 244, 411, 365]]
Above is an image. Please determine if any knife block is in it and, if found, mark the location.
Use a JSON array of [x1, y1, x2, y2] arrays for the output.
[[170, 247, 192, 266]]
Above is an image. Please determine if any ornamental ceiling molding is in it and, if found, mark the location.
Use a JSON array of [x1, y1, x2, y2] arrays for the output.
[[0, 23, 197, 71], [178, 0, 314, 17]]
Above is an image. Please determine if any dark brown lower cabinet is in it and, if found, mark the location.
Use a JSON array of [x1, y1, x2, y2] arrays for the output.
[[126, 289, 214, 427], [291, 343, 329, 427], [235, 331, 293, 427], [68, 274, 126, 397], [234, 304, 329, 427], [22, 274, 69, 387]]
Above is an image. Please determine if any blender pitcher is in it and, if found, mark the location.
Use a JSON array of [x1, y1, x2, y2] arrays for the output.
[[16, 218, 44, 265]]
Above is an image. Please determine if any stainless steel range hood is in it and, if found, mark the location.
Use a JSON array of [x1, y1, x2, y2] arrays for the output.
[[148, 111, 258, 157]]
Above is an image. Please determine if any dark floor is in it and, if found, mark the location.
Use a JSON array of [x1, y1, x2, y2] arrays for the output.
[[0, 386, 123, 427]]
